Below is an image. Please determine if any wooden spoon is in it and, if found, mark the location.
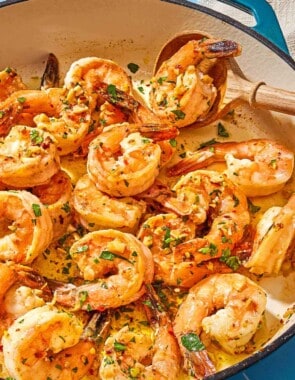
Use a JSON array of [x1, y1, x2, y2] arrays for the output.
[[154, 31, 295, 128]]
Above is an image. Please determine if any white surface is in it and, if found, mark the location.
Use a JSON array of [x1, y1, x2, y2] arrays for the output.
[[0, 0, 293, 57]]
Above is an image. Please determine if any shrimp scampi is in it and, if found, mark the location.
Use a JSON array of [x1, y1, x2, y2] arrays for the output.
[[53, 229, 154, 310], [173, 273, 267, 379], [2, 304, 96, 380], [137, 212, 232, 288], [169, 139, 294, 197], [245, 193, 295, 274], [73, 174, 146, 233], [0, 190, 53, 263], [0, 36, 294, 380], [0, 125, 60, 187], [99, 285, 181, 380], [150, 38, 242, 128], [32, 169, 73, 240], [87, 122, 178, 197], [156, 170, 250, 266]]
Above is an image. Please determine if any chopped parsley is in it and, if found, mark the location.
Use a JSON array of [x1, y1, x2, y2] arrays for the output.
[[181, 333, 205, 352], [127, 62, 139, 73], [247, 199, 261, 214], [30, 129, 44, 145], [217, 122, 229, 137], [171, 109, 185, 120], [32, 203, 42, 217]]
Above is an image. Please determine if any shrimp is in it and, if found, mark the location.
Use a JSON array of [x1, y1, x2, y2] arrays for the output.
[[0, 190, 53, 263], [137, 213, 232, 288], [53, 229, 154, 311], [63, 57, 132, 94], [0, 125, 60, 188], [73, 174, 146, 233], [87, 122, 178, 197], [34, 84, 97, 156], [32, 170, 73, 240], [99, 285, 180, 380], [173, 273, 267, 379], [145, 170, 250, 266], [0, 88, 63, 135], [169, 139, 295, 197], [0, 67, 27, 101], [150, 38, 241, 128], [2, 304, 96, 380], [0, 262, 52, 337], [244, 193, 295, 275]]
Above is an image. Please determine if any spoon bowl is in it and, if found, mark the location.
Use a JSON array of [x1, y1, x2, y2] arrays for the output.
[[153, 30, 295, 128]]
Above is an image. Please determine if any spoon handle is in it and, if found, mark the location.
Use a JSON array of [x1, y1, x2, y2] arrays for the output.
[[253, 84, 295, 115]]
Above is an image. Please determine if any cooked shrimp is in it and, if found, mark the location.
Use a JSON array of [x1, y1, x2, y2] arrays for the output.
[[0, 88, 62, 135], [144, 170, 250, 268], [2, 304, 96, 380], [0, 125, 60, 188], [99, 285, 180, 380], [169, 139, 294, 197], [173, 273, 267, 379], [87, 122, 178, 197], [0, 262, 52, 337], [0, 67, 27, 101], [0, 190, 53, 263], [64, 57, 132, 94], [32, 170, 73, 240], [73, 174, 146, 233], [53, 229, 154, 311], [245, 193, 295, 275], [34, 84, 97, 156], [150, 38, 241, 128], [138, 213, 232, 288]]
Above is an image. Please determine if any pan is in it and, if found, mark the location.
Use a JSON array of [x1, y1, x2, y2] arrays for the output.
[[0, 0, 294, 379]]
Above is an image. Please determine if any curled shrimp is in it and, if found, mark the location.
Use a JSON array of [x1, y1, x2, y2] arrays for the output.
[[32, 170, 73, 240], [63, 56, 132, 94], [87, 122, 178, 197], [0, 88, 62, 135], [150, 38, 241, 128], [0, 125, 60, 188], [34, 85, 97, 156], [137, 213, 232, 288], [2, 304, 96, 380], [0, 190, 53, 263], [37, 57, 135, 155], [0, 67, 27, 101], [244, 193, 295, 275], [145, 170, 250, 267], [53, 229, 154, 311], [169, 139, 294, 197], [99, 285, 180, 380], [73, 174, 146, 233], [173, 273, 267, 379]]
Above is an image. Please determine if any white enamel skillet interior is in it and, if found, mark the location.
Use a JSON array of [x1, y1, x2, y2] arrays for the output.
[[0, 0, 294, 379]]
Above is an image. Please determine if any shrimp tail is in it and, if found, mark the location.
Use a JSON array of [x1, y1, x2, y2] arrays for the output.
[[142, 284, 165, 323], [95, 81, 139, 112], [184, 349, 216, 379], [14, 264, 53, 301], [82, 310, 112, 345], [40, 53, 60, 89], [200, 39, 242, 59], [136, 123, 179, 141], [167, 149, 217, 176]]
